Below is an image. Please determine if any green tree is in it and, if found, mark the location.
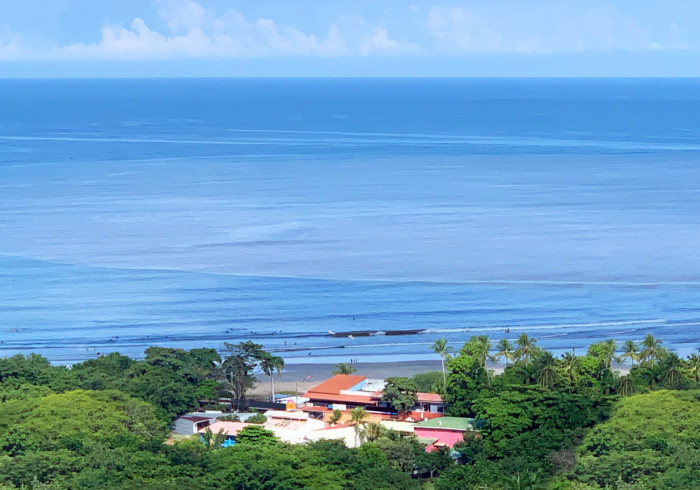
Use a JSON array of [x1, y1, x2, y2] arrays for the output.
[[620, 340, 640, 367], [687, 353, 700, 383], [445, 353, 489, 416], [333, 362, 356, 375], [495, 338, 515, 366], [329, 409, 342, 425], [534, 351, 558, 389], [514, 333, 538, 365], [234, 425, 278, 447], [560, 352, 580, 385], [461, 335, 494, 370], [587, 340, 618, 370], [431, 338, 454, 388], [572, 390, 700, 489], [640, 334, 663, 366], [246, 413, 268, 424], [260, 355, 284, 401], [409, 371, 444, 393], [659, 352, 684, 388], [216, 341, 270, 411], [363, 422, 387, 442], [617, 375, 634, 397], [381, 377, 418, 417], [350, 407, 368, 447], [201, 428, 227, 450]]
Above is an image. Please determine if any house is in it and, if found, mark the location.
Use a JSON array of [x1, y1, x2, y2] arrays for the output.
[[198, 421, 250, 447], [415, 393, 445, 415], [262, 410, 325, 444], [174, 415, 214, 435], [303, 374, 447, 422], [303, 375, 381, 411], [306, 423, 361, 448], [413, 417, 476, 452]]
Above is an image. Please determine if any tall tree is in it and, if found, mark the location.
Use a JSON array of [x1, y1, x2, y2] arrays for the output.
[[534, 351, 558, 389], [641, 334, 663, 366], [620, 339, 640, 367], [350, 407, 368, 447], [560, 352, 580, 385], [431, 338, 454, 388], [514, 333, 538, 365], [216, 341, 270, 411], [495, 338, 515, 366], [261, 355, 285, 401], [461, 335, 494, 370], [660, 352, 684, 388], [617, 376, 634, 397], [687, 353, 700, 383], [587, 340, 618, 370]]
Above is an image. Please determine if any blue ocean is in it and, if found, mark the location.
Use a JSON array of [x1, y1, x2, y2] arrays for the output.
[[1, 78, 699, 364]]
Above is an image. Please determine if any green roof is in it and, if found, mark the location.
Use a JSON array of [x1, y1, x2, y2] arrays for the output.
[[415, 417, 475, 431]]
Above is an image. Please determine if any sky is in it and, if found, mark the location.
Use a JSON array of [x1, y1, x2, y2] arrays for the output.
[[1, 0, 700, 77]]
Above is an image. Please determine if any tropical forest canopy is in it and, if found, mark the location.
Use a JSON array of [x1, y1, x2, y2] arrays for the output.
[[0, 334, 698, 489]]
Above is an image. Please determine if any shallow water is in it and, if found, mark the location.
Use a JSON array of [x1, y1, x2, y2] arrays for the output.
[[1, 78, 699, 363]]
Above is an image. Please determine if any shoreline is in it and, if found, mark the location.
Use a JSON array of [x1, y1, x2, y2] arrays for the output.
[[251, 359, 631, 395], [252, 360, 443, 394]]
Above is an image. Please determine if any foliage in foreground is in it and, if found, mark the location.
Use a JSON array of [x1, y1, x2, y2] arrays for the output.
[[1, 335, 699, 489]]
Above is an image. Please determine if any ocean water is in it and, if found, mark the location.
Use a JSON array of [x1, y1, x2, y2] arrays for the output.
[[1, 78, 699, 363]]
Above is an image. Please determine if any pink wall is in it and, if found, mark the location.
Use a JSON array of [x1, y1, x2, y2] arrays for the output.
[[414, 427, 464, 452]]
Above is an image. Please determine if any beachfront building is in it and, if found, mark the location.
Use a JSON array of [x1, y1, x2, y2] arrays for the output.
[[413, 417, 476, 452], [302, 374, 445, 421], [262, 410, 325, 444], [302, 374, 383, 415]]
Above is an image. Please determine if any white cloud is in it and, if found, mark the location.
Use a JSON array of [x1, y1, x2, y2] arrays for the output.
[[0, 0, 698, 62], [425, 4, 668, 55], [360, 28, 420, 55], [0, 0, 415, 61]]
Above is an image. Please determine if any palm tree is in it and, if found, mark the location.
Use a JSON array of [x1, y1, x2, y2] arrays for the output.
[[617, 376, 634, 397], [500, 469, 543, 490], [560, 352, 580, 385], [495, 338, 515, 366], [202, 428, 227, 450], [660, 352, 684, 388], [535, 351, 557, 389], [333, 362, 356, 375], [363, 422, 387, 442], [461, 335, 494, 369], [687, 353, 700, 383], [588, 340, 618, 370], [640, 364, 661, 388], [620, 340, 640, 367], [350, 406, 368, 447], [328, 409, 342, 425], [641, 334, 663, 366], [514, 362, 537, 386], [431, 338, 454, 388], [514, 333, 538, 365], [261, 355, 285, 401]]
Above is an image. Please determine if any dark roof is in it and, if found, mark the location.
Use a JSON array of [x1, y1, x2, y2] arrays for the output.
[[182, 416, 211, 423]]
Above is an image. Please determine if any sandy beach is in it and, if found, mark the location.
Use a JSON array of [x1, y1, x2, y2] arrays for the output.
[[252, 360, 443, 395], [251, 360, 631, 395]]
